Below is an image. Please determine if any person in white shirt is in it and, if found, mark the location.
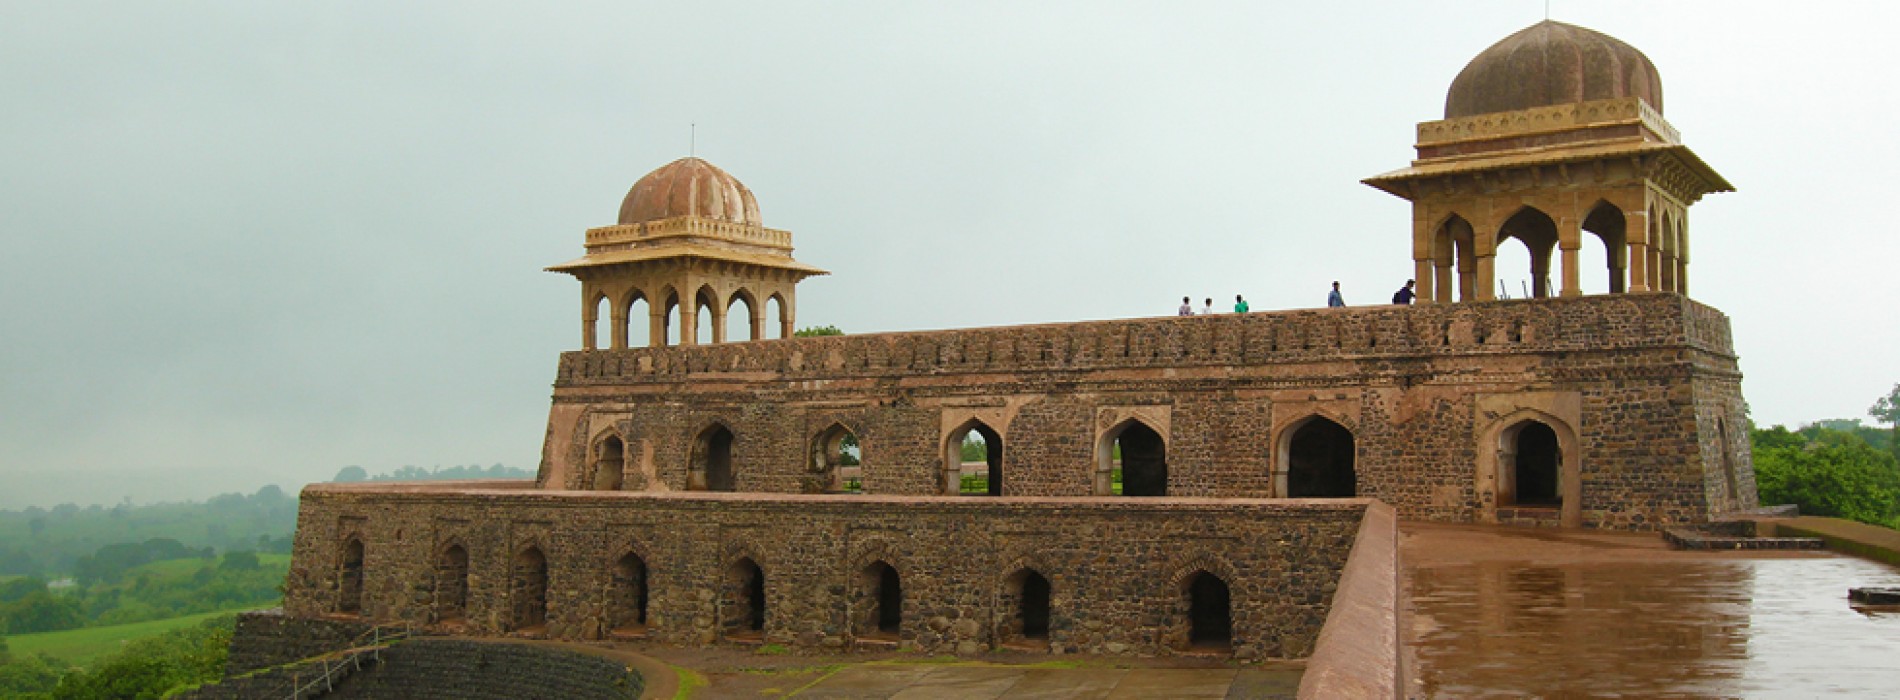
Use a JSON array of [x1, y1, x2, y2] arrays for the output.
[[1201, 298, 1215, 315]]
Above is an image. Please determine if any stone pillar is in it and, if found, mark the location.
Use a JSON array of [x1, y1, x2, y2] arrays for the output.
[[1475, 255, 1496, 300], [1529, 245, 1552, 298], [1559, 215, 1583, 297], [1627, 240, 1650, 293], [680, 297, 698, 346], [750, 309, 765, 340], [583, 318, 598, 350], [711, 305, 726, 344], [1648, 245, 1663, 292], [610, 307, 627, 350], [1413, 258, 1435, 305], [649, 310, 666, 348]]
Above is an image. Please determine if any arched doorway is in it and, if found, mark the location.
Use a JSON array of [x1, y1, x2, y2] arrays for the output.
[[1283, 417, 1356, 498], [811, 424, 861, 493], [337, 538, 364, 615], [855, 561, 902, 640], [946, 420, 1003, 496], [593, 434, 625, 491], [691, 425, 736, 492], [1000, 568, 1051, 648], [607, 552, 648, 635], [512, 547, 549, 632], [722, 558, 766, 640], [435, 544, 468, 622], [1500, 420, 1562, 507], [1100, 420, 1166, 496], [1185, 571, 1232, 651]]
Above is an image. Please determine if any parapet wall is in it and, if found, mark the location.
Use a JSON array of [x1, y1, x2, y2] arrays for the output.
[[540, 294, 1753, 530], [1298, 501, 1403, 699], [284, 485, 1367, 660]]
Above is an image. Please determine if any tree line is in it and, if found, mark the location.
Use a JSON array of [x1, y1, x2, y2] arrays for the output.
[[1751, 383, 1900, 530]]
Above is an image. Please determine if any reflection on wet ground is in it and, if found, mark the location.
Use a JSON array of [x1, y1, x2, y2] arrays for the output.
[[1406, 526, 1900, 698]]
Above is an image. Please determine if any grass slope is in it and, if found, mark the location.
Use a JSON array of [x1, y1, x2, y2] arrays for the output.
[[7, 609, 259, 666]]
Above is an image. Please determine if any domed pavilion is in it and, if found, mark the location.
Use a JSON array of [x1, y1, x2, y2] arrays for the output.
[[548, 157, 827, 348], [1365, 20, 1731, 303]]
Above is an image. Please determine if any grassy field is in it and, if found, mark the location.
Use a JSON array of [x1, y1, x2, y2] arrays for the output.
[[6, 609, 256, 666]]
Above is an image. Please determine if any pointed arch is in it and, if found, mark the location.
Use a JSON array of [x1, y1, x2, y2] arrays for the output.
[[853, 560, 903, 640], [810, 422, 862, 494], [607, 551, 649, 635], [1097, 417, 1167, 496], [511, 546, 549, 631], [998, 567, 1052, 648], [660, 287, 682, 347], [585, 289, 609, 350], [1275, 415, 1357, 498], [768, 293, 789, 339], [944, 418, 1003, 496], [1478, 408, 1583, 527], [727, 288, 760, 342], [695, 284, 722, 344], [592, 431, 626, 491], [336, 537, 365, 615], [1496, 206, 1560, 299], [1581, 200, 1627, 294], [623, 288, 652, 348], [690, 422, 737, 492], [435, 542, 469, 622], [720, 556, 767, 640], [1431, 213, 1478, 302]]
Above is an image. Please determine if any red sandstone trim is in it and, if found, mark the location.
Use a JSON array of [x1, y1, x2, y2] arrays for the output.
[[1298, 501, 1403, 700]]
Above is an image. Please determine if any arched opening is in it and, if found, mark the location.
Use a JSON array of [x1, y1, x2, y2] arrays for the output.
[[1000, 568, 1051, 647], [626, 292, 652, 348], [1284, 417, 1356, 498], [690, 425, 737, 492], [811, 424, 862, 493], [607, 552, 648, 635], [946, 420, 1003, 496], [661, 290, 681, 346], [586, 292, 608, 350], [769, 294, 789, 339], [337, 538, 364, 615], [1582, 202, 1627, 294], [695, 286, 720, 344], [1500, 420, 1562, 507], [721, 558, 766, 640], [512, 546, 549, 632], [1497, 207, 1559, 299], [1099, 420, 1166, 496], [1432, 215, 1478, 302], [855, 561, 902, 639], [1186, 571, 1232, 651], [435, 544, 468, 622], [727, 291, 759, 342], [593, 434, 625, 491]]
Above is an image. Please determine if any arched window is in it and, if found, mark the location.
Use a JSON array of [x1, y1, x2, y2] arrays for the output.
[[512, 547, 548, 631], [435, 544, 468, 622], [1000, 568, 1051, 648], [626, 292, 652, 348], [1185, 571, 1232, 651], [690, 425, 736, 492], [586, 292, 608, 350], [1432, 215, 1478, 302], [607, 552, 648, 635], [727, 291, 759, 342], [337, 538, 365, 615], [1099, 420, 1166, 496], [1283, 417, 1356, 498], [855, 561, 902, 640], [769, 294, 789, 339], [722, 558, 766, 640], [1582, 202, 1627, 294], [811, 424, 862, 493], [1499, 420, 1562, 507], [593, 435, 625, 491], [661, 290, 682, 346], [946, 420, 1003, 496], [1496, 207, 1560, 299], [695, 286, 719, 344]]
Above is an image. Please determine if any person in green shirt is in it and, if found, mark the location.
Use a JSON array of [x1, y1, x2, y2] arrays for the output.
[[1233, 294, 1249, 313]]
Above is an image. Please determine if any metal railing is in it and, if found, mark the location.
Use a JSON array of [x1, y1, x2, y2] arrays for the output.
[[284, 622, 415, 699]]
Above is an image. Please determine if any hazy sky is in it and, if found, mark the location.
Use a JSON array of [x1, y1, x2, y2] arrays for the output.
[[3, 1, 1895, 509]]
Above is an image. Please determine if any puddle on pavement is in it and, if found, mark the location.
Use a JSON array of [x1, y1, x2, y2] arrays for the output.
[[1408, 555, 1900, 697]]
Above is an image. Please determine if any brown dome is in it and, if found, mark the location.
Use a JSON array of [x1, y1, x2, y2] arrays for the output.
[[1445, 21, 1663, 119], [618, 157, 762, 225]]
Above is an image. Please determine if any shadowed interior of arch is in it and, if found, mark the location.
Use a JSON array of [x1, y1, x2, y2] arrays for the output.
[[1286, 417, 1356, 498], [512, 547, 549, 631], [722, 558, 766, 639], [337, 538, 364, 614], [691, 425, 736, 491], [593, 434, 625, 491], [950, 421, 1003, 496], [1186, 571, 1232, 650], [855, 561, 902, 639], [436, 544, 469, 621], [1505, 421, 1562, 506], [1105, 421, 1166, 496], [812, 424, 862, 493], [608, 552, 648, 634]]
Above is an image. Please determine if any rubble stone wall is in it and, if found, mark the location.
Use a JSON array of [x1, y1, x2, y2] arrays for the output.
[[282, 487, 1367, 660], [542, 294, 1750, 529]]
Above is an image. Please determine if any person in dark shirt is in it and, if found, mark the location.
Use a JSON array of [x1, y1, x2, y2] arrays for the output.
[[1392, 279, 1416, 305]]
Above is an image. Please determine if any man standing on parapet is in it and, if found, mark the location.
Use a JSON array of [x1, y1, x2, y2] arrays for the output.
[[1327, 282, 1346, 308], [1234, 294, 1249, 313], [1179, 297, 1194, 316], [1201, 298, 1215, 315], [1392, 279, 1416, 305]]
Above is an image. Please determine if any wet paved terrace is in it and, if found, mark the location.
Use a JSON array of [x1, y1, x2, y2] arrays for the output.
[[1404, 523, 1900, 698]]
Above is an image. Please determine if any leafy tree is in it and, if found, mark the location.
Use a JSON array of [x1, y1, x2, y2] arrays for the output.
[[333, 465, 368, 482], [0, 633, 9, 662], [1753, 426, 1900, 529], [794, 325, 844, 337], [1, 591, 84, 634], [1872, 383, 1900, 458], [51, 615, 231, 699], [0, 652, 70, 698]]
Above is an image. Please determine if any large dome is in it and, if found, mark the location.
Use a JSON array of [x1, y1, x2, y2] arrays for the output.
[[1444, 21, 1663, 119], [618, 157, 762, 226]]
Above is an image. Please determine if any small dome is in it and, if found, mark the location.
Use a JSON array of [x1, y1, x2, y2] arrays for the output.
[[1445, 21, 1663, 119], [618, 157, 762, 226]]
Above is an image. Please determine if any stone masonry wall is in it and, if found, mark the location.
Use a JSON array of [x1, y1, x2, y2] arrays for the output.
[[540, 294, 1751, 529], [282, 486, 1367, 661]]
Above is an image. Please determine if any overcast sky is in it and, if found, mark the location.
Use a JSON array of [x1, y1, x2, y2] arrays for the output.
[[2, 1, 1894, 509]]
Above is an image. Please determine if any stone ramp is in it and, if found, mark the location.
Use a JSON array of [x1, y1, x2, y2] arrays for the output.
[[1751, 516, 1900, 568]]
